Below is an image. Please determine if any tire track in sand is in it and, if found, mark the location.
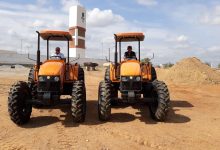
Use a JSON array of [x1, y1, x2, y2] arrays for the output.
[[94, 126, 164, 149], [0, 133, 25, 150], [56, 123, 77, 149]]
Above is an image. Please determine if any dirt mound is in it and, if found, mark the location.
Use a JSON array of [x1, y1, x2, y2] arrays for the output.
[[158, 57, 220, 84]]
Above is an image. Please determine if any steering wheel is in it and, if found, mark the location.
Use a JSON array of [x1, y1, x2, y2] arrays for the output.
[[124, 56, 137, 61], [50, 56, 62, 60]]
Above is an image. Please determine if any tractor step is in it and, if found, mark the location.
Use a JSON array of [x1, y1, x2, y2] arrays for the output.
[[28, 99, 71, 106], [143, 98, 154, 103]]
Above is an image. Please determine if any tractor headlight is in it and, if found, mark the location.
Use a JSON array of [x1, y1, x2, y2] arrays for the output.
[[54, 76, 60, 82], [38, 76, 44, 82], [136, 76, 141, 81], [121, 76, 128, 82]]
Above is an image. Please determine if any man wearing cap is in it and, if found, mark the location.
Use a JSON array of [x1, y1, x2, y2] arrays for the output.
[[51, 47, 65, 59], [124, 46, 136, 60]]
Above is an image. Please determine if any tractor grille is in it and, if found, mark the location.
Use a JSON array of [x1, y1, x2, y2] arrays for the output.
[[38, 82, 60, 92], [37, 76, 60, 92], [120, 76, 142, 91]]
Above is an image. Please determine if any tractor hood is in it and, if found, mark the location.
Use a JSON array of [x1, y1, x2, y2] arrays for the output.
[[38, 61, 64, 76], [120, 60, 141, 76]]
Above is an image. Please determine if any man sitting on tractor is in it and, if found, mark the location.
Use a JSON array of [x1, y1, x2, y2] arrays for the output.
[[51, 47, 65, 59], [124, 46, 136, 60]]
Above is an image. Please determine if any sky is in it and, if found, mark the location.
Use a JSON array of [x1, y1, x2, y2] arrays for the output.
[[0, 0, 220, 66]]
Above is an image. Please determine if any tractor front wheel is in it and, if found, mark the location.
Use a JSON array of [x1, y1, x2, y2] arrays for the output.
[[71, 81, 86, 123], [149, 80, 170, 121], [104, 67, 110, 81], [8, 81, 32, 125], [28, 67, 42, 108], [98, 81, 112, 121]]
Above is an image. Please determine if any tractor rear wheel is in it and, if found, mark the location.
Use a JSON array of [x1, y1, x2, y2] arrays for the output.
[[98, 81, 111, 121], [71, 81, 86, 123], [151, 67, 157, 81], [110, 83, 118, 106], [149, 80, 170, 121], [8, 81, 32, 125], [78, 67, 85, 81]]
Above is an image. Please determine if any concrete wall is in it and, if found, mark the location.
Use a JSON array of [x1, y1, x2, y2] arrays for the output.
[[0, 50, 106, 66]]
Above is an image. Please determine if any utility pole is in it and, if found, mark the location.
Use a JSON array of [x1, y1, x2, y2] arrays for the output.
[[109, 48, 110, 61], [26, 45, 32, 55], [20, 39, 23, 54], [101, 42, 103, 59]]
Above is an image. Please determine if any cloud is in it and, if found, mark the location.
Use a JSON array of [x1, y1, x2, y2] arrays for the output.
[[0, 1, 69, 54], [33, 20, 45, 27], [0, 1, 219, 66], [208, 46, 220, 52], [32, 19, 66, 29], [0, 1, 192, 62], [164, 34, 188, 44], [200, 5, 220, 25], [0, 1, 127, 57], [177, 35, 188, 42], [60, 0, 80, 12], [136, 0, 158, 6], [146, 28, 171, 40], [87, 8, 124, 27], [36, 0, 51, 6]]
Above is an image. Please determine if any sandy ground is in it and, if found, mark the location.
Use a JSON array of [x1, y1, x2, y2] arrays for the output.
[[0, 66, 220, 150]]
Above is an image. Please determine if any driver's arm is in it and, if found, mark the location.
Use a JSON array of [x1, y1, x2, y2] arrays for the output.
[[60, 53, 65, 59], [133, 52, 137, 59], [133, 52, 136, 57]]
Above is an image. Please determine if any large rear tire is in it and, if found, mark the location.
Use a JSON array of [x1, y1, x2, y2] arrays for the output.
[[98, 81, 111, 121], [8, 81, 32, 125], [151, 67, 157, 81], [110, 83, 118, 106], [78, 67, 85, 81], [71, 81, 86, 123], [149, 80, 170, 121]]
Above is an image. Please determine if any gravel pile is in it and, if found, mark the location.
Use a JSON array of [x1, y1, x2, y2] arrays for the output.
[[157, 57, 220, 84]]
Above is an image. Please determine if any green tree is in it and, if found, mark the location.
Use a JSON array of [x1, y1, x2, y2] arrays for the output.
[[218, 64, 220, 68]]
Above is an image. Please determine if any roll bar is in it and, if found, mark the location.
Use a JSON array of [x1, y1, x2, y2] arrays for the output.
[[36, 31, 71, 69]]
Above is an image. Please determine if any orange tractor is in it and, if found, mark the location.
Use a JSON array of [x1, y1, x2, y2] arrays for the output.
[[8, 30, 86, 125], [98, 32, 170, 121]]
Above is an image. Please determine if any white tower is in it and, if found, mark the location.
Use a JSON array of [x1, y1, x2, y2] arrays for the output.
[[69, 5, 86, 58]]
